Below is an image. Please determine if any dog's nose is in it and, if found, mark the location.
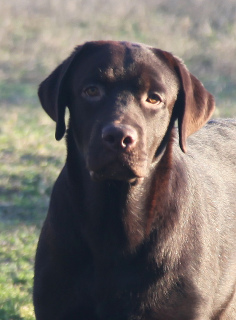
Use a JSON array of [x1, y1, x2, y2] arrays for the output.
[[102, 124, 138, 151]]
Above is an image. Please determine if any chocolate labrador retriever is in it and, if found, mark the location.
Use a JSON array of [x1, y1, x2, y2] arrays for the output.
[[33, 41, 236, 319]]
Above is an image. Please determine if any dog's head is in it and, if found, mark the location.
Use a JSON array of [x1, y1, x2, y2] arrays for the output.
[[38, 41, 214, 182]]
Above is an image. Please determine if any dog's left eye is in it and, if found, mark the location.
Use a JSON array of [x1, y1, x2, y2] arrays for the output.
[[146, 93, 162, 105], [83, 86, 101, 98]]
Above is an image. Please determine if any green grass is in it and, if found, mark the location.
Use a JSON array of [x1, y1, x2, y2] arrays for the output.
[[0, 103, 65, 319], [0, 223, 38, 320], [0, 104, 65, 221]]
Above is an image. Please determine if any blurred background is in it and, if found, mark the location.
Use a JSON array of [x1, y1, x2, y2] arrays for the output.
[[0, 0, 235, 318]]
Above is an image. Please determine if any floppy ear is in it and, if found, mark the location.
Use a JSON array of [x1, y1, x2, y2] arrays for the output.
[[156, 50, 215, 152], [174, 58, 215, 152], [38, 46, 82, 140]]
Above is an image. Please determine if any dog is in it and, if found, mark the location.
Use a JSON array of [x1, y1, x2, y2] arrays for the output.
[[33, 41, 236, 319]]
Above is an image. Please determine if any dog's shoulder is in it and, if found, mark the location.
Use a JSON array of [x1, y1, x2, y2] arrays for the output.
[[186, 119, 236, 164], [172, 119, 236, 200]]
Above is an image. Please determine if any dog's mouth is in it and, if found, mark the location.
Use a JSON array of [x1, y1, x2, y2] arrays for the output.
[[87, 156, 147, 183], [88, 161, 145, 183], [89, 171, 140, 184]]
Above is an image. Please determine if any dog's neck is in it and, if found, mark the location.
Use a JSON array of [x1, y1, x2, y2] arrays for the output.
[[65, 129, 182, 255]]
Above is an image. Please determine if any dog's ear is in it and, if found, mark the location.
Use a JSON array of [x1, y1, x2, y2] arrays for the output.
[[154, 50, 215, 152], [38, 46, 82, 140], [173, 57, 215, 152]]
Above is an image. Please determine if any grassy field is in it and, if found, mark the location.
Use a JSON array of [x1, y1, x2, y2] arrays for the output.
[[0, 103, 65, 319], [0, 0, 236, 318]]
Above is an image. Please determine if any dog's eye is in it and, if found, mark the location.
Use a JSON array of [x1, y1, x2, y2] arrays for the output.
[[83, 86, 101, 98], [146, 93, 162, 105]]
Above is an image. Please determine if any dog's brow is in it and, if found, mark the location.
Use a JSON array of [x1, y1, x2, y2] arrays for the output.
[[96, 65, 171, 96], [98, 67, 127, 81]]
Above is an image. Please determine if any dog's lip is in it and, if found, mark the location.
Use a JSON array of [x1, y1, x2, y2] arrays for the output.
[[89, 167, 145, 183], [89, 170, 145, 185]]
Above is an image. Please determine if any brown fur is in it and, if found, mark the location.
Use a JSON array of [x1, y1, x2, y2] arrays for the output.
[[33, 41, 236, 319]]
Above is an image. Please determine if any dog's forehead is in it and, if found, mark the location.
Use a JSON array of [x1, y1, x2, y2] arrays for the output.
[[79, 41, 173, 82]]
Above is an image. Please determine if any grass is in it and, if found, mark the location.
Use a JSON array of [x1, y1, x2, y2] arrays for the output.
[[0, 103, 65, 319], [0, 223, 37, 320], [0, 0, 236, 318], [0, 104, 65, 222]]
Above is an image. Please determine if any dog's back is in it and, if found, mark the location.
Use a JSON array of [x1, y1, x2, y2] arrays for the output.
[[176, 119, 236, 317]]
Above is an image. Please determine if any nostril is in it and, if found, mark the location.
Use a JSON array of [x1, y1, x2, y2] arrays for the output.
[[122, 136, 134, 148]]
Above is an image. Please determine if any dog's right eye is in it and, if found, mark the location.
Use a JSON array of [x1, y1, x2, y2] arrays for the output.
[[83, 86, 101, 98]]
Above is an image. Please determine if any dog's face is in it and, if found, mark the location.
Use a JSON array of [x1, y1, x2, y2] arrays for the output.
[[38, 41, 215, 182], [68, 42, 179, 181]]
